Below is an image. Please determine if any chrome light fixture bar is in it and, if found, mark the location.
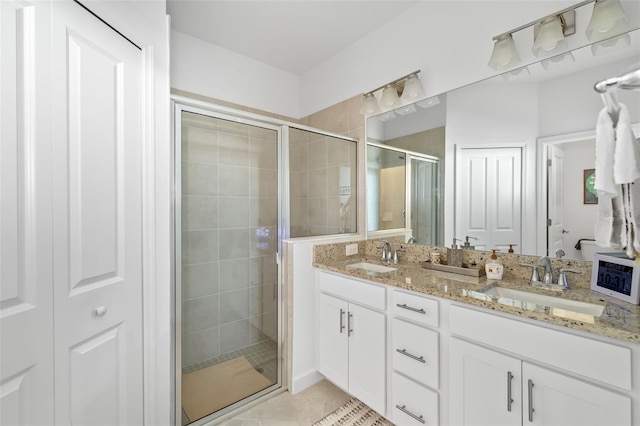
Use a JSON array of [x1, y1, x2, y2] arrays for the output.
[[359, 70, 426, 118], [488, 0, 628, 70]]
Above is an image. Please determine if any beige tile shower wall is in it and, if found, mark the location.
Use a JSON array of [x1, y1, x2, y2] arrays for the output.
[[300, 95, 365, 237]]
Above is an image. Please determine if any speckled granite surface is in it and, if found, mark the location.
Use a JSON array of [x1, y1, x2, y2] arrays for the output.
[[313, 241, 640, 344]]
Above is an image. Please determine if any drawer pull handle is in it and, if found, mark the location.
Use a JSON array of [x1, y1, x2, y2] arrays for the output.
[[528, 379, 534, 422], [396, 348, 426, 363], [507, 371, 513, 412], [396, 303, 426, 314], [339, 309, 345, 334], [395, 404, 425, 424]]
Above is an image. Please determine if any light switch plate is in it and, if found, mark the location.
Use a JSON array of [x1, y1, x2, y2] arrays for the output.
[[345, 243, 358, 256]]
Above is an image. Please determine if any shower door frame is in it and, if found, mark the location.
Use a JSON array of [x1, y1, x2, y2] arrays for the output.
[[172, 100, 286, 425]]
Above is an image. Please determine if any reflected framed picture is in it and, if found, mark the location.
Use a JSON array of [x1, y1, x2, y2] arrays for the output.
[[584, 169, 597, 204]]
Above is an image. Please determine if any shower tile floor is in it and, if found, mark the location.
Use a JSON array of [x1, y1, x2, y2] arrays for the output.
[[182, 339, 279, 425]]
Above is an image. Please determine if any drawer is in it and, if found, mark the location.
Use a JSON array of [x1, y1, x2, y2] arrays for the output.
[[392, 319, 439, 389], [392, 290, 439, 327], [449, 304, 632, 390], [318, 270, 386, 310], [392, 372, 439, 426]]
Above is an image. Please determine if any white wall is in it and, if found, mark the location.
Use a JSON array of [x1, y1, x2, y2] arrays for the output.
[[171, 30, 301, 118]]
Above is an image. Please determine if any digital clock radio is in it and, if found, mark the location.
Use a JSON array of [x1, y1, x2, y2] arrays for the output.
[[590, 252, 640, 305]]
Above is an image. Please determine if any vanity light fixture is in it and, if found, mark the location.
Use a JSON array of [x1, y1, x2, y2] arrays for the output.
[[359, 70, 425, 117], [416, 95, 440, 109], [586, 0, 628, 43], [487, 0, 628, 70], [541, 52, 576, 70], [532, 15, 571, 57], [501, 66, 531, 82], [488, 34, 520, 71]]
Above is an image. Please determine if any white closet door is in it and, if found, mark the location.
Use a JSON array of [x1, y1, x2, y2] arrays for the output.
[[0, 2, 55, 424], [547, 144, 565, 256], [457, 147, 522, 252], [51, 2, 144, 424]]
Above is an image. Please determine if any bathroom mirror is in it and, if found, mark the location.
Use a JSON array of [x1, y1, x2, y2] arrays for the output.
[[366, 27, 640, 261]]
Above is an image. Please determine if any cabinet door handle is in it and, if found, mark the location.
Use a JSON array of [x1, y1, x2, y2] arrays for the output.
[[396, 348, 426, 363], [395, 404, 425, 424], [396, 303, 426, 314], [507, 371, 513, 412], [348, 312, 353, 336], [528, 379, 534, 422], [339, 309, 345, 333]]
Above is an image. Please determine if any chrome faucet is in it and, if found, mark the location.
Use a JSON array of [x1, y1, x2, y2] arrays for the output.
[[378, 240, 393, 263], [538, 256, 553, 285], [558, 269, 581, 290]]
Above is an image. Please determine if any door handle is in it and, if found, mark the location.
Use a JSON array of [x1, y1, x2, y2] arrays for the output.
[[94, 305, 107, 317], [339, 309, 345, 333], [528, 379, 534, 422], [395, 404, 425, 424], [396, 348, 426, 363], [396, 303, 426, 314], [507, 371, 513, 412], [347, 312, 353, 336]]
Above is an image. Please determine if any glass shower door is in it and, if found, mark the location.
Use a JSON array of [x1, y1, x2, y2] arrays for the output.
[[177, 109, 280, 425]]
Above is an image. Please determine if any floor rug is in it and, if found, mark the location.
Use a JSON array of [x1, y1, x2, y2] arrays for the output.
[[313, 397, 395, 426], [182, 356, 272, 422]]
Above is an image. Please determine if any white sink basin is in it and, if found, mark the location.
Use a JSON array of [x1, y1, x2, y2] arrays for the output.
[[346, 262, 397, 274], [483, 286, 604, 319], [483, 286, 605, 318]]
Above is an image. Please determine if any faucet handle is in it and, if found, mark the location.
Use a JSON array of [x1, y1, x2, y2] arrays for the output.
[[558, 269, 581, 290], [519, 263, 541, 284]]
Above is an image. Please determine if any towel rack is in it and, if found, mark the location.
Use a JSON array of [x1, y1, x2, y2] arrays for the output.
[[594, 66, 640, 94], [594, 65, 640, 115]]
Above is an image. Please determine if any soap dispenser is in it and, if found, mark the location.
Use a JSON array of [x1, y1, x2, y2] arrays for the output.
[[462, 236, 478, 250], [448, 238, 463, 267], [485, 249, 504, 280]]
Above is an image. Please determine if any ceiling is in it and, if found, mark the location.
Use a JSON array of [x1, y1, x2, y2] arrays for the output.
[[166, 1, 419, 74]]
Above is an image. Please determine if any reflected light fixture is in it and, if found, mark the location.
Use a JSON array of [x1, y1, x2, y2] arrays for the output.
[[488, 34, 520, 71], [586, 0, 628, 42], [541, 52, 576, 70], [501, 66, 531, 82], [591, 32, 631, 55], [359, 70, 426, 118], [487, 0, 627, 70]]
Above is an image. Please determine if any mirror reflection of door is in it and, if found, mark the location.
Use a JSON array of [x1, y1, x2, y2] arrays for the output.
[[547, 144, 565, 256], [410, 156, 441, 245], [456, 147, 522, 252]]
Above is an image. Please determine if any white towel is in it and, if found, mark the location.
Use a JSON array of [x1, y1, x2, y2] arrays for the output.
[[613, 105, 640, 185], [594, 108, 617, 197]]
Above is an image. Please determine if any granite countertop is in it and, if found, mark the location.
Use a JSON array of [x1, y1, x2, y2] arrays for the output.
[[313, 256, 640, 344]]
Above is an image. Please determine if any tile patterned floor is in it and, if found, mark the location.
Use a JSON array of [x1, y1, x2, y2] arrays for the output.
[[182, 340, 279, 425], [219, 380, 352, 426]]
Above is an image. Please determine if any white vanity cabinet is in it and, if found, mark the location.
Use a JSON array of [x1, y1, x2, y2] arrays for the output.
[[449, 305, 633, 426], [317, 271, 386, 414], [390, 290, 441, 425]]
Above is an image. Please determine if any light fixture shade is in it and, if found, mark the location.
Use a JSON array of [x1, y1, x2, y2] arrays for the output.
[[359, 93, 380, 116], [416, 96, 440, 109], [501, 66, 530, 82], [532, 16, 567, 57], [488, 34, 520, 71], [400, 73, 425, 102], [380, 84, 401, 108], [395, 103, 416, 116], [586, 0, 628, 42], [377, 110, 396, 122]]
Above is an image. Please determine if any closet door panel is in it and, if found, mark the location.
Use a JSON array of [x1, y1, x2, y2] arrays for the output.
[[0, 1, 54, 424], [51, 2, 144, 424]]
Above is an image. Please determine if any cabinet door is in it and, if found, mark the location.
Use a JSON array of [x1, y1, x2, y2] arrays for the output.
[[318, 293, 349, 390], [450, 338, 521, 426], [348, 303, 386, 415], [523, 363, 631, 426]]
